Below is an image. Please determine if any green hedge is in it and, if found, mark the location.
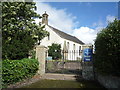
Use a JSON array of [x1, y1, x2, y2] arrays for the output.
[[2, 58, 39, 87], [94, 19, 120, 76]]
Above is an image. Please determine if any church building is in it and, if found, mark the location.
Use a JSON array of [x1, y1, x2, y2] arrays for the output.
[[40, 12, 85, 60]]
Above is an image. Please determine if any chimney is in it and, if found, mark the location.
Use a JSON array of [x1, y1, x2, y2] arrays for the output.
[[42, 11, 49, 25]]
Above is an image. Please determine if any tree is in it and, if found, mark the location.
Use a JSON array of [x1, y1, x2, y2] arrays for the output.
[[2, 2, 48, 60], [94, 19, 120, 76], [0, 2, 2, 60], [48, 43, 62, 60], [34, 23, 49, 45]]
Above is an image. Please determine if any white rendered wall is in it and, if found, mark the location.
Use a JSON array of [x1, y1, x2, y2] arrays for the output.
[[40, 25, 63, 47], [62, 39, 83, 60], [40, 25, 83, 60]]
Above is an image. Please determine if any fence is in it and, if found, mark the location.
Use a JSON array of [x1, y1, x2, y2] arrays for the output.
[[61, 50, 83, 61]]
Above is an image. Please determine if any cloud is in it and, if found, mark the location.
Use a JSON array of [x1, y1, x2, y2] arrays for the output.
[[106, 15, 115, 22], [73, 27, 97, 44], [72, 20, 105, 44], [92, 21, 104, 33], [34, 2, 101, 45], [77, 15, 116, 44], [34, 2, 97, 44], [92, 15, 116, 33], [34, 2, 116, 45], [34, 2, 78, 33]]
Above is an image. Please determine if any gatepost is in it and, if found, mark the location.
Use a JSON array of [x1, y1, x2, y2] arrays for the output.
[[36, 45, 47, 75], [82, 45, 94, 80]]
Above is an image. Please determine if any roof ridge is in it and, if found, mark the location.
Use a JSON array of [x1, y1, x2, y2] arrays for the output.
[[48, 25, 75, 37], [47, 25, 84, 45]]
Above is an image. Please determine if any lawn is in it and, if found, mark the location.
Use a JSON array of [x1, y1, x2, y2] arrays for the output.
[[22, 79, 106, 88]]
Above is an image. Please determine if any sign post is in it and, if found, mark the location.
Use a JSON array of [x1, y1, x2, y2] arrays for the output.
[[82, 45, 94, 80]]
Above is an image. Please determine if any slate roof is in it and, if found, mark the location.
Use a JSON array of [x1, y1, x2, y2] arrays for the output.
[[48, 25, 84, 45]]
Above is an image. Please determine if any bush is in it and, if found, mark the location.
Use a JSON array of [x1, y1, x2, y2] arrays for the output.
[[48, 43, 62, 60], [2, 58, 39, 87], [94, 19, 120, 76]]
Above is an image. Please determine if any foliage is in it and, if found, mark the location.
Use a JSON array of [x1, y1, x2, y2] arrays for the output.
[[48, 43, 62, 60], [29, 49, 36, 59], [2, 58, 39, 87], [2, 2, 48, 60], [34, 24, 49, 45], [94, 19, 120, 76]]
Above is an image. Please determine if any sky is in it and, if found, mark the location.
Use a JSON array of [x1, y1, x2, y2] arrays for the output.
[[34, 1, 118, 44]]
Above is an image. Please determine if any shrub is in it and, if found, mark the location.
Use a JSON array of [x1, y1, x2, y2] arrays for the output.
[[48, 43, 62, 60], [2, 58, 39, 87], [94, 19, 120, 76]]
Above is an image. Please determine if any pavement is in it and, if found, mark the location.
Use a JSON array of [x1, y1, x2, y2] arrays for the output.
[[7, 73, 83, 88], [40, 73, 83, 81]]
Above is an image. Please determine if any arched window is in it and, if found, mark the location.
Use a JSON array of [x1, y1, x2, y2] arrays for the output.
[[67, 42, 69, 50], [79, 46, 81, 55], [73, 44, 75, 50], [48, 34, 50, 40]]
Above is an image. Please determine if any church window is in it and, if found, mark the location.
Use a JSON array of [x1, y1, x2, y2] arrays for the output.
[[79, 46, 81, 55], [67, 42, 69, 50], [48, 34, 50, 40], [73, 44, 75, 50]]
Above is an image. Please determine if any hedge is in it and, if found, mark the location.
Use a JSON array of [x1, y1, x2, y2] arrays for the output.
[[2, 58, 39, 87], [94, 19, 120, 76]]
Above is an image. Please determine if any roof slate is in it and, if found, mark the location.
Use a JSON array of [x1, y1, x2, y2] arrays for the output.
[[48, 25, 84, 45]]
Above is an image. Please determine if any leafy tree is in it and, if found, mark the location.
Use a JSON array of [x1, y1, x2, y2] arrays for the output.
[[0, 2, 1, 60], [94, 19, 120, 76], [2, 2, 48, 60], [34, 23, 49, 45], [48, 43, 62, 60]]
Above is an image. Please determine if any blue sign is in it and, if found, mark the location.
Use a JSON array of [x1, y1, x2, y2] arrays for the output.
[[83, 48, 92, 62]]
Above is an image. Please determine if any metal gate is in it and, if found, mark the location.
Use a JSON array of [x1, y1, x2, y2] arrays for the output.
[[45, 50, 82, 74]]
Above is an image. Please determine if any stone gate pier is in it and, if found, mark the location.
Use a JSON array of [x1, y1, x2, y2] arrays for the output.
[[81, 45, 94, 80], [36, 45, 47, 75]]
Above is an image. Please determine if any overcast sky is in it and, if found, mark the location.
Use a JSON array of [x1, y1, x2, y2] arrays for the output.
[[34, 1, 118, 44]]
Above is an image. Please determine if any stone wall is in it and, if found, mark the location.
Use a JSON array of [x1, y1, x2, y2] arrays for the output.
[[95, 72, 120, 88], [82, 62, 94, 80], [45, 61, 82, 74]]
